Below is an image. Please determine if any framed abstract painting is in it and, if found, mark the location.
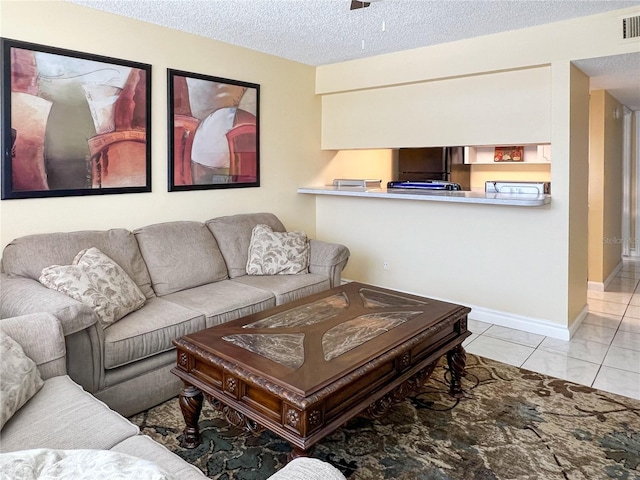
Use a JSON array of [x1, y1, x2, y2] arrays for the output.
[[167, 69, 260, 191], [1, 38, 151, 199]]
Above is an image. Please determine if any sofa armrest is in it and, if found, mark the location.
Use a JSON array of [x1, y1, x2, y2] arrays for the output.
[[1, 274, 97, 335], [268, 458, 346, 480], [1, 274, 103, 391], [308, 240, 350, 288], [0, 313, 67, 380]]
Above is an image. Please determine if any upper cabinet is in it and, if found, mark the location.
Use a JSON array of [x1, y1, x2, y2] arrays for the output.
[[321, 67, 552, 150], [465, 144, 551, 165]]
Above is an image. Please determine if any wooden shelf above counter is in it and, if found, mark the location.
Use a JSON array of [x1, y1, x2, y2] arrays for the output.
[[298, 186, 551, 207]]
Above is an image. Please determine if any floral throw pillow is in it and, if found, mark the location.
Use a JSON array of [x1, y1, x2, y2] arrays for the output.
[[39, 247, 146, 329], [246, 224, 310, 275], [0, 331, 44, 430]]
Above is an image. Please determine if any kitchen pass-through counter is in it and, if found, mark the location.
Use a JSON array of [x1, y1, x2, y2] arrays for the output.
[[297, 186, 551, 207]]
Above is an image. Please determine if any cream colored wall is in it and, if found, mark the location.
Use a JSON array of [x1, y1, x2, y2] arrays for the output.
[[567, 65, 590, 328], [311, 62, 576, 329], [321, 67, 551, 149], [310, 149, 395, 187], [602, 92, 624, 278], [588, 91, 606, 283], [588, 90, 625, 284], [0, 1, 322, 251], [633, 113, 638, 249], [315, 195, 561, 322]]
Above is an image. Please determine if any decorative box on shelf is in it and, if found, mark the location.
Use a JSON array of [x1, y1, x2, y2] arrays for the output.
[[465, 144, 551, 164]]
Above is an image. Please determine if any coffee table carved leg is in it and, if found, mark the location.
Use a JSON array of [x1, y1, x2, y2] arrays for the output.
[[288, 447, 311, 462], [179, 384, 203, 449], [447, 344, 467, 398]]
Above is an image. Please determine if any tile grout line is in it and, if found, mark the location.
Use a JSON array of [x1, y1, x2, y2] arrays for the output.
[[588, 269, 640, 390]]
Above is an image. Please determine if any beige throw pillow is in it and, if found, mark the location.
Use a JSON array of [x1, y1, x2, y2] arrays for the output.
[[39, 247, 146, 329], [246, 224, 310, 275], [0, 331, 44, 430]]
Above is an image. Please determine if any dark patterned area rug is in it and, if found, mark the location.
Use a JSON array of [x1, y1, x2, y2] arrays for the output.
[[130, 354, 640, 480]]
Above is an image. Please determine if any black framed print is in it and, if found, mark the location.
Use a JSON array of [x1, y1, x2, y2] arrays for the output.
[[1, 38, 151, 199], [168, 68, 259, 191]]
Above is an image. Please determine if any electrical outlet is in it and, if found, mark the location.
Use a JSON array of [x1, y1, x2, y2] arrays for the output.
[[383, 260, 390, 271]]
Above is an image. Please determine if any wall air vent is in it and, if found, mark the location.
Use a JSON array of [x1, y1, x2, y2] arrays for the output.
[[622, 15, 640, 39]]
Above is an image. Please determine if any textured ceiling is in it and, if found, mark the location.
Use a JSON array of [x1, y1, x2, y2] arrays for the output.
[[69, 0, 640, 108]]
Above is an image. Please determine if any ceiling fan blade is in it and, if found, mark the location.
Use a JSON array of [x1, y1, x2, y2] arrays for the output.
[[350, 1, 371, 10]]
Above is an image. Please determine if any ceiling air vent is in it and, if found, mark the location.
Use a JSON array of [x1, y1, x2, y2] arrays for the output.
[[622, 15, 640, 39]]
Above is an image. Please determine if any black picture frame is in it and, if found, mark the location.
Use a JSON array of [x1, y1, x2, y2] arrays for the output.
[[1, 38, 152, 200], [168, 68, 260, 191]]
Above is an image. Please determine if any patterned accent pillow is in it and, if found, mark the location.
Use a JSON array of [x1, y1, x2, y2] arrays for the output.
[[246, 224, 310, 275], [0, 331, 44, 430], [0, 448, 176, 480], [39, 247, 146, 329]]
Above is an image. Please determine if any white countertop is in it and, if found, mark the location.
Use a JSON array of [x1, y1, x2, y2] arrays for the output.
[[297, 186, 551, 207]]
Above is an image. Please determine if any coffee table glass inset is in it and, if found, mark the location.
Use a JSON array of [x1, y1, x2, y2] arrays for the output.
[[172, 282, 471, 458]]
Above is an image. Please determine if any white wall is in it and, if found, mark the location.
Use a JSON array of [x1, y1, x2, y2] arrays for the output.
[[0, 1, 322, 250]]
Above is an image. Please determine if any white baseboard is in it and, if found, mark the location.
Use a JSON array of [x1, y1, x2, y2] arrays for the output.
[[468, 305, 573, 340], [588, 260, 624, 292], [568, 305, 589, 338], [587, 281, 605, 292]]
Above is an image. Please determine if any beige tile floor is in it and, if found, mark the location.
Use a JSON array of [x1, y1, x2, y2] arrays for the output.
[[464, 260, 640, 400]]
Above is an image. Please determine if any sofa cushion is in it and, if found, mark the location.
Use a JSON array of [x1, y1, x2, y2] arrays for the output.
[[206, 213, 286, 279], [0, 448, 175, 480], [0, 332, 44, 430], [246, 224, 310, 275], [39, 248, 146, 329], [232, 274, 330, 305], [111, 436, 205, 480], [103, 297, 205, 370], [162, 280, 275, 328], [0, 375, 138, 453], [1, 229, 155, 299], [134, 222, 228, 296]]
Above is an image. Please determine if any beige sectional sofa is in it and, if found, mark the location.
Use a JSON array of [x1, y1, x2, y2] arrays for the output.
[[0, 213, 350, 417], [0, 313, 346, 480]]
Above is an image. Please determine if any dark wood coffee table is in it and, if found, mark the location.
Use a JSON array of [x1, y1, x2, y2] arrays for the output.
[[172, 282, 471, 458]]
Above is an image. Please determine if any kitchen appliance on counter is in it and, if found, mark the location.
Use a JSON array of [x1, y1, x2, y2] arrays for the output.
[[396, 147, 470, 190], [485, 180, 550, 194], [332, 179, 382, 188], [387, 180, 462, 191]]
